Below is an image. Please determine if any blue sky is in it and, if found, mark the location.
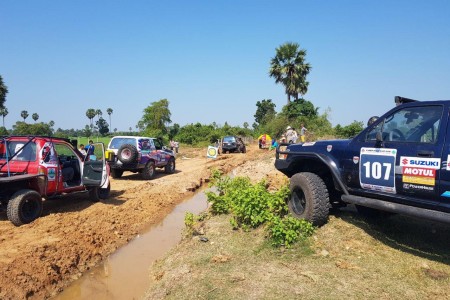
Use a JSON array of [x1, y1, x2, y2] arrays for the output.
[[1, 0, 450, 132]]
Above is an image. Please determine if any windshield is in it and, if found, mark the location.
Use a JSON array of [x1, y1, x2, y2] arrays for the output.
[[223, 136, 236, 143], [108, 138, 138, 149]]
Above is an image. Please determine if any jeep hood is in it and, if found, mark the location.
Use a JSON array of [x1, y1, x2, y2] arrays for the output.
[[286, 139, 351, 154]]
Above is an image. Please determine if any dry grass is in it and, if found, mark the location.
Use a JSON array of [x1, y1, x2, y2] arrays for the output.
[[144, 209, 450, 300]]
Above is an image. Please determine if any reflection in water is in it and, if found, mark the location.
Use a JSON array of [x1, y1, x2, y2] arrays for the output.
[[54, 192, 208, 300]]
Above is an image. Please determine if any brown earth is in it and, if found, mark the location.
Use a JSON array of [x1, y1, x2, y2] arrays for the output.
[[0, 143, 281, 300]]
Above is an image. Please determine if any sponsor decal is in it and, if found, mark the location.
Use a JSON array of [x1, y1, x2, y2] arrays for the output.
[[353, 156, 359, 164], [400, 156, 440, 169], [403, 183, 434, 192], [47, 168, 56, 181], [447, 155, 450, 171], [327, 145, 332, 152], [400, 157, 439, 187], [302, 142, 316, 146], [441, 191, 450, 197]]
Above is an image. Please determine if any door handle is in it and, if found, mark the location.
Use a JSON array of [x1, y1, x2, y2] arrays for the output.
[[417, 150, 434, 157]]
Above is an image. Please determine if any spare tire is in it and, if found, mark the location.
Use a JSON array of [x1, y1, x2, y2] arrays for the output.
[[117, 144, 138, 164]]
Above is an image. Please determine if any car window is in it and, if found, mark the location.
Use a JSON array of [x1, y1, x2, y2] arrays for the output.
[[138, 138, 152, 152], [152, 138, 163, 150], [109, 138, 136, 149], [366, 105, 442, 143], [0, 141, 37, 161]]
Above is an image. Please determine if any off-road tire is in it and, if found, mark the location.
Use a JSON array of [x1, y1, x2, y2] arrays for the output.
[[7, 189, 43, 226], [289, 172, 330, 226], [117, 144, 138, 164], [111, 169, 123, 179], [142, 161, 155, 180], [164, 158, 176, 174], [89, 187, 101, 202]]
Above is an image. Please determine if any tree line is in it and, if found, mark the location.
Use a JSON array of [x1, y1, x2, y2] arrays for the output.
[[0, 42, 364, 142]]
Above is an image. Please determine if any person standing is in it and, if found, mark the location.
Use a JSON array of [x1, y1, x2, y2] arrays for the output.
[[85, 140, 95, 159], [285, 126, 298, 144], [300, 123, 307, 142], [79, 144, 87, 156]]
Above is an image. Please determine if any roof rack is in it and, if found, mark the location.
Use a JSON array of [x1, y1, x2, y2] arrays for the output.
[[395, 96, 418, 106]]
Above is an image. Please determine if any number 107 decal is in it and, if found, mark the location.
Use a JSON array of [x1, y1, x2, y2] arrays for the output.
[[359, 147, 397, 193]]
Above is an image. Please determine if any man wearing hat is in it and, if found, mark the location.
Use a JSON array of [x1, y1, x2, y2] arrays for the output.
[[285, 126, 298, 144]]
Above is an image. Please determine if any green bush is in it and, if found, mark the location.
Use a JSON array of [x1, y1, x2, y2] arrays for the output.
[[205, 170, 315, 247]]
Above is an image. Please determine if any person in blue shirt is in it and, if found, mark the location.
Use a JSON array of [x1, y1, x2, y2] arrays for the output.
[[85, 140, 95, 158]]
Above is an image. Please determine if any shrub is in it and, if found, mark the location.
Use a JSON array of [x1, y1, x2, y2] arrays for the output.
[[205, 171, 315, 247]]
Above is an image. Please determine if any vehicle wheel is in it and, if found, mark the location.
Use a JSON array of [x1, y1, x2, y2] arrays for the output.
[[89, 187, 101, 202], [99, 182, 111, 200], [165, 158, 176, 174], [111, 169, 123, 179], [288, 172, 330, 226], [7, 189, 43, 226], [117, 144, 138, 164], [142, 161, 155, 180], [242, 146, 246, 153]]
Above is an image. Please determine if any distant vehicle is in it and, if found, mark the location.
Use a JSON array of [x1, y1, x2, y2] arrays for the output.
[[275, 96, 450, 226], [106, 136, 176, 180], [221, 136, 246, 154], [0, 136, 110, 226]]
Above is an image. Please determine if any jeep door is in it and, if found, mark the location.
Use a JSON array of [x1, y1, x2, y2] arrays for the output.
[[82, 142, 109, 188], [345, 103, 445, 209]]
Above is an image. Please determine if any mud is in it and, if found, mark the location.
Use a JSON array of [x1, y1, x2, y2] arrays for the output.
[[0, 144, 279, 299]]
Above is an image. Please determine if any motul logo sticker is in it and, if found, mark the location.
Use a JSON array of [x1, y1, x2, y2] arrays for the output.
[[399, 156, 440, 169]]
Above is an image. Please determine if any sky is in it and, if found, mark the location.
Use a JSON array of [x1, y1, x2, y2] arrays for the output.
[[1, 0, 450, 132]]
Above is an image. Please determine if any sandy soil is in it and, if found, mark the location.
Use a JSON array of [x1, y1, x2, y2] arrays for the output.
[[0, 143, 278, 300]]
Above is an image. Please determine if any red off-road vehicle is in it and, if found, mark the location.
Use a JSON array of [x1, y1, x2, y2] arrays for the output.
[[0, 136, 110, 226]]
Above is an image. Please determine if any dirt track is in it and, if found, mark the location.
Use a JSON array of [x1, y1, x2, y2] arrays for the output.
[[0, 144, 278, 299]]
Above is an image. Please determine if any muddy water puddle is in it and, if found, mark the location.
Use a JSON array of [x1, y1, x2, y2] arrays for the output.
[[54, 192, 209, 300]]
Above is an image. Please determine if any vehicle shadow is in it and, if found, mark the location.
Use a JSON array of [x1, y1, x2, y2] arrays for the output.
[[331, 206, 450, 265]]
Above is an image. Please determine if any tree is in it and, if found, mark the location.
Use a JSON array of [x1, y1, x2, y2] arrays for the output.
[[0, 107, 8, 127], [254, 99, 276, 126], [141, 99, 171, 133], [280, 98, 318, 120], [49, 120, 55, 127], [86, 109, 96, 127], [0, 75, 8, 109], [32, 113, 39, 122], [21, 110, 29, 122], [243, 122, 249, 129], [106, 108, 113, 129], [269, 42, 311, 104], [96, 117, 109, 136], [83, 125, 92, 137]]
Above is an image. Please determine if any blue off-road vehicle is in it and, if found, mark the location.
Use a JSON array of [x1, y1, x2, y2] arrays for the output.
[[275, 96, 450, 226]]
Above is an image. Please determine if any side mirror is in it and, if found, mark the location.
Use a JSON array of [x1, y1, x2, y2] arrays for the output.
[[367, 116, 379, 127]]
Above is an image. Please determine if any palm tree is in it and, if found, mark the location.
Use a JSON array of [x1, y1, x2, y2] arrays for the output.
[[0, 107, 8, 127], [32, 113, 39, 122], [269, 42, 311, 104], [21, 110, 29, 122], [0, 75, 8, 109], [106, 108, 113, 129], [86, 109, 96, 127]]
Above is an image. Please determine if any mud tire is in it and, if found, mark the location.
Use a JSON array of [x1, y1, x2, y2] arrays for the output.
[[117, 144, 138, 164], [164, 158, 176, 174], [7, 189, 43, 226], [288, 172, 330, 226], [142, 161, 155, 180]]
